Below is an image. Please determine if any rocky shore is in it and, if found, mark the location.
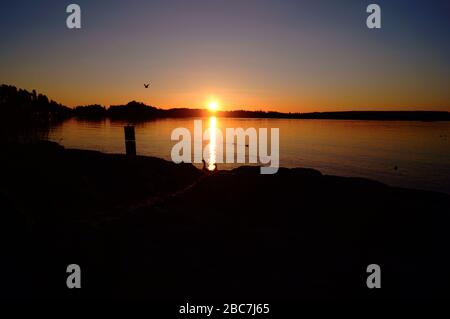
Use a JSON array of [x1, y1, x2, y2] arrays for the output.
[[1, 141, 449, 299]]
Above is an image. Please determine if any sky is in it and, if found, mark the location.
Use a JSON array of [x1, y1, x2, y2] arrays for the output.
[[0, 0, 449, 112]]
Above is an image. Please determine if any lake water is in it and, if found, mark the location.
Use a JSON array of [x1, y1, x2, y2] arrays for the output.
[[48, 117, 450, 194]]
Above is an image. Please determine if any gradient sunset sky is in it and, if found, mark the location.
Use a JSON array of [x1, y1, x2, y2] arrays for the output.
[[1, 0, 449, 112]]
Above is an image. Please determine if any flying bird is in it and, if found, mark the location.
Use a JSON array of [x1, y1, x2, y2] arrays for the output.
[[144, 83, 150, 88]]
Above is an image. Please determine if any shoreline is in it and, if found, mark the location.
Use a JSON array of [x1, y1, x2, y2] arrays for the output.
[[2, 141, 450, 299], [2, 140, 449, 218]]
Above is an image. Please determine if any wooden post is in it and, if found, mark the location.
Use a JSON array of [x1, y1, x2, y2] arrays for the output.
[[124, 125, 136, 157]]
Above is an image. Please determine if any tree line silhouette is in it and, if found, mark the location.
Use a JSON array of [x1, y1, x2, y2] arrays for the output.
[[2, 84, 450, 125], [0, 85, 71, 142], [0, 84, 70, 120]]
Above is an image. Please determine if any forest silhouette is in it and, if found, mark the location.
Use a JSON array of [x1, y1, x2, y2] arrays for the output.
[[2, 84, 450, 125]]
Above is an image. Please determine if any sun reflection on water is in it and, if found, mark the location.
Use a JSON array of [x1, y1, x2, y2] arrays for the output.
[[208, 116, 217, 171]]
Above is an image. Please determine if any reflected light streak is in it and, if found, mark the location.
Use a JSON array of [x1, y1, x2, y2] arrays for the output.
[[208, 116, 217, 170]]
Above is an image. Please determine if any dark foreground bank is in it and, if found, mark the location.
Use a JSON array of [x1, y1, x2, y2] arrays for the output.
[[1, 141, 450, 300]]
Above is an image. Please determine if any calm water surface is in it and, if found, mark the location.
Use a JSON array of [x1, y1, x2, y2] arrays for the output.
[[48, 117, 450, 193]]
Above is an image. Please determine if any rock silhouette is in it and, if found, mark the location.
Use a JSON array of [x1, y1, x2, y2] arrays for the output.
[[2, 141, 449, 300]]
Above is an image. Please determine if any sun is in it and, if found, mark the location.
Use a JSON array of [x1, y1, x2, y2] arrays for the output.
[[208, 100, 219, 112]]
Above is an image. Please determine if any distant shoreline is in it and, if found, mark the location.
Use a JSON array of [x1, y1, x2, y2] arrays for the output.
[[2, 84, 450, 122], [76, 103, 450, 122]]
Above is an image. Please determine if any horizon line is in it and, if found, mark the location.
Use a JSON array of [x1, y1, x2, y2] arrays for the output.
[[2, 83, 450, 114]]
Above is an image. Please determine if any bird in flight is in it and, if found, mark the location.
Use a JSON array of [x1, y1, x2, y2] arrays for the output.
[[144, 83, 150, 88]]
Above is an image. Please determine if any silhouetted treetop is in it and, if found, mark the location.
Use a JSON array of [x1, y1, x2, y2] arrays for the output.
[[0, 84, 70, 120]]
